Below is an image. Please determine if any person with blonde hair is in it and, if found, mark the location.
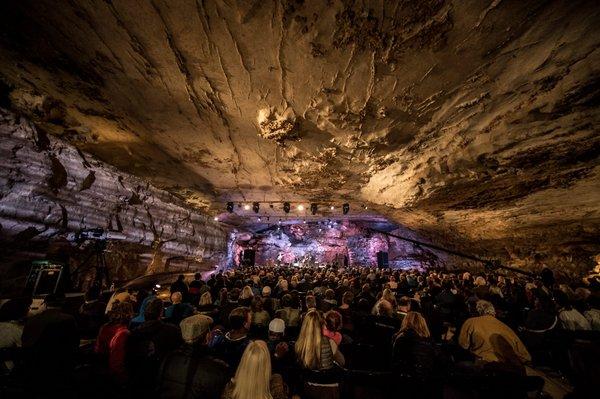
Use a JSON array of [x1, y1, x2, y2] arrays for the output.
[[239, 285, 254, 307], [221, 340, 288, 399], [392, 312, 439, 383], [295, 310, 345, 371]]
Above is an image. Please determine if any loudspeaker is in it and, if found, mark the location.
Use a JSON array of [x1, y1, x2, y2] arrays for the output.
[[242, 249, 256, 267], [376, 251, 389, 269]]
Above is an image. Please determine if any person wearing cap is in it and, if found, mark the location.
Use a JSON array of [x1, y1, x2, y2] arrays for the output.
[[267, 318, 294, 377], [157, 314, 231, 399]]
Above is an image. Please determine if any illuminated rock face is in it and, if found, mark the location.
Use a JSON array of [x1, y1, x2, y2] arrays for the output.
[[0, 1, 599, 277], [233, 221, 451, 270], [0, 109, 227, 291]]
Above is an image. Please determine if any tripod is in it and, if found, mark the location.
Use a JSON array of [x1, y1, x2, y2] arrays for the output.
[[71, 240, 111, 291]]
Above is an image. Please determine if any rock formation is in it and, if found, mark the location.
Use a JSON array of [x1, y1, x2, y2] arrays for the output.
[[0, 0, 599, 279], [0, 108, 227, 293]]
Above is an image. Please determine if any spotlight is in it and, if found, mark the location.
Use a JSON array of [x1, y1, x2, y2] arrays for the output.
[[257, 216, 262, 222], [283, 202, 290, 213], [303, 219, 307, 224], [226, 202, 234, 213], [342, 203, 349, 215], [213, 216, 219, 221], [243, 204, 251, 211], [310, 203, 318, 215], [330, 205, 335, 210], [278, 219, 282, 224], [252, 202, 260, 213], [297, 204, 304, 211]]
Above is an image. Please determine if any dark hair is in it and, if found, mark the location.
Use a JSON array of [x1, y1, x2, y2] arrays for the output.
[[109, 301, 134, 324], [398, 296, 411, 308], [0, 298, 31, 322], [177, 274, 185, 281], [194, 273, 201, 280], [144, 298, 164, 320], [324, 310, 342, 332], [342, 291, 354, 305], [85, 286, 101, 301], [251, 296, 263, 312], [281, 294, 293, 307], [229, 307, 250, 330]]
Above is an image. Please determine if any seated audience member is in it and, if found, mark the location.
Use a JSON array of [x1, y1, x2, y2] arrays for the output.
[[127, 298, 183, 394], [261, 286, 278, 316], [170, 274, 189, 300], [77, 286, 107, 339], [323, 310, 343, 345], [21, 294, 79, 393], [583, 296, 600, 330], [280, 294, 300, 328], [392, 312, 438, 378], [221, 340, 289, 399], [157, 314, 230, 399], [357, 283, 376, 308], [523, 291, 557, 332], [267, 318, 287, 354], [251, 296, 271, 329], [239, 285, 255, 307], [219, 288, 241, 328], [213, 307, 251, 369], [0, 298, 30, 371], [129, 294, 156, 329], [188, 272, 205, 306], [96, 301, 134, 384], [397, 296, 412, 322], [197, 292, 218, 316], [555, 290, 592, 331], [338, 291, 354, 331], [295, 310, 345, 371], [320, 289, 338, 312], [459, 300, 531, 369], [164, 291, 195, 325]]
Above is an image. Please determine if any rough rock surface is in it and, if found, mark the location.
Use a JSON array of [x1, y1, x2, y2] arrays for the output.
[[233, 221, 447, 270], [0, 0, 599, 277], [0, 108, 227, 293]]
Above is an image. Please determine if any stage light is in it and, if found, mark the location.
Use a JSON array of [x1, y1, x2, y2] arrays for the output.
[[257, 216, 262, 222], [278, 219, 282, 224], [243, 204, 251, 210], [297, 204, 304, 211], [213, 216, 219, 221], [226, 202, 234, 213], [303, 219, 306, 224], [253, 202, 260, 213], [283, 202, 290, 213], [310, 203, 318, 215], [330, 205, 335, 210], [342, 203, 349, 214]]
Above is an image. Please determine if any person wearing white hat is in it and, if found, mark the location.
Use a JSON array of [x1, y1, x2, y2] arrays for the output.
[[157, 314, 231, 399]]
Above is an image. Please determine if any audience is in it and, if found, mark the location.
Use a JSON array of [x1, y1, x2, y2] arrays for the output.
[[3, 264, 600, 398]]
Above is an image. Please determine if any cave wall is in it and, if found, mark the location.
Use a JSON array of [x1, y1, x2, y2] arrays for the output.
[[233, 221, 451, 269], [0, 108, 228, 294]]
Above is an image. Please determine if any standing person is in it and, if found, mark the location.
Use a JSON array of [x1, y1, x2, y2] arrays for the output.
[[157, 314, 230, 399], [221, 340, 289, 399]]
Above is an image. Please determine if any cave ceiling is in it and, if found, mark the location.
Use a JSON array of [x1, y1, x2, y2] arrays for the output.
[[0, 0, 599, 260]]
